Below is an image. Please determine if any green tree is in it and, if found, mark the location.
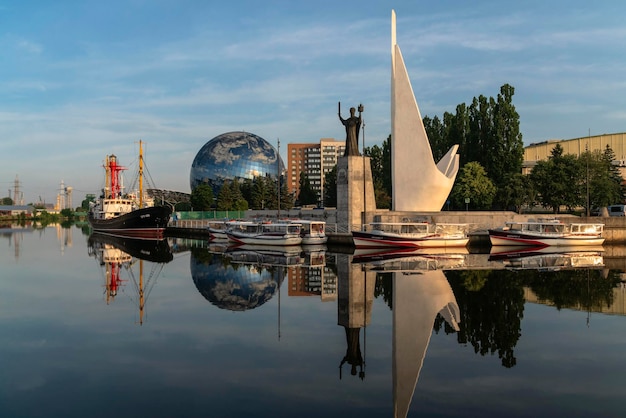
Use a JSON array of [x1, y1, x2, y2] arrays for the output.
[[424, 84, 523, 209], [81, 194, 96, 210], [323, 166, 337, 208], [240, 178, 255, 208], [467, 95, 492, 167], [497, 172, 534, 213], [60, 208, 74, 219], [190, 184, 214, 211], [250, 176, 269, 209], [1, 197, 13, 205], [216, 180, 234, 211], [450, 162, 496, 210], [530, 144, 580, 213], [491, 84, 524, 208], [297, 172, 317, 205], [594, 146, 624, 206], [365, 135, 392, 208], [381, 135, 392, 200], [279, 176, 294, 210]]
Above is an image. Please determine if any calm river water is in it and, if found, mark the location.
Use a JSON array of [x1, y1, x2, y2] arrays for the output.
[[1, 224, 625, 418]]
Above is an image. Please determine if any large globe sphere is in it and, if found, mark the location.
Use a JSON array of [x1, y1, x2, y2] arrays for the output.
[[190, 131, 285, 194]]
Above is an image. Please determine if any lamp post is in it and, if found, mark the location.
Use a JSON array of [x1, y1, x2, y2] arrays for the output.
[[586, 142, 590, 217], [361, 105, 366, 231]]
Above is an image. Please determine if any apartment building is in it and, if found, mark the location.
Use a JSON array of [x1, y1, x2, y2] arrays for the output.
[[287, 138, 345, 206]]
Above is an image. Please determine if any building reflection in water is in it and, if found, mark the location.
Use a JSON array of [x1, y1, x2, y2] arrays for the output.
[[87, 232, 173, 324]]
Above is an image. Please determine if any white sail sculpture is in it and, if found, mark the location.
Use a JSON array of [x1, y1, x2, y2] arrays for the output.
[[391, 10, 460, 211], [393, 269, 461, 418]]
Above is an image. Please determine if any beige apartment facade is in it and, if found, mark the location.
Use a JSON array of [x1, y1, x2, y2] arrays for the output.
[[287, 138, 345, 206]]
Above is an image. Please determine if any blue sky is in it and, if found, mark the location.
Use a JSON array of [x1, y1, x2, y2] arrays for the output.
[[2, 0, 625, 205]]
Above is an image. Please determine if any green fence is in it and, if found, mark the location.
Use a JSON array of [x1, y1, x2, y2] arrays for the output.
[[172, 211, 247, 221]]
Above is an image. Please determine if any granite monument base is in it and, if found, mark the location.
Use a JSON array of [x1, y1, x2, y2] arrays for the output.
[[336, 156, 377, 232]]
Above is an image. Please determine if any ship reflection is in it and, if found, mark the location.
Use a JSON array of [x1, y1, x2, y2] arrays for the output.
[[87, 232, 173, 324]]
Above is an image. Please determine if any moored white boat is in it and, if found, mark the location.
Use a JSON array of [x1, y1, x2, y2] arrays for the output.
[[280, 219, 327, 245], [351, 221, 469, 249], [488, 218, 604, 247], [226, 222, 303, 246], [207, 219, 255, 240]]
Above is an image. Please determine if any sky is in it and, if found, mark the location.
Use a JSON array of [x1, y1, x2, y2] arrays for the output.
[[2, 0, 626, 205]]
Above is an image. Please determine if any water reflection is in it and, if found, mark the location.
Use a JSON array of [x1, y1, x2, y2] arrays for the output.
[[191, 245, 286, 311], [337, 253, 374, 381], [87, 232, 173, 323], [392, 269, 459, 418], [489, 245, 605, 271], [349, 244, 618, 417], [75, 231, 626, 416]]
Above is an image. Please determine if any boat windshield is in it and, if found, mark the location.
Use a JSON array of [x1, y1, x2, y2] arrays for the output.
[[372, 223, 430, 234]]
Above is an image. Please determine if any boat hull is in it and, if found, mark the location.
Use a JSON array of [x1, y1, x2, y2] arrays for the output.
[[88, 232, 173, 263], [226, 230, 302, 246], [352, 230, 469, 249], [88, 206, 172, 239], [488, 229, 605, 247], [301, 236, 328, 245]]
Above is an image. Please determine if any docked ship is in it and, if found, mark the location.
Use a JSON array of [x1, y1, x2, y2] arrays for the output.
[[88, 141, 171, 239]]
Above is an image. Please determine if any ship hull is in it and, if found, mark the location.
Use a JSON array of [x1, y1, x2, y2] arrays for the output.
[[351, 230, 469, 249], [488, 229, 605, 247], [88, 232, 173, 263], [88, 206, 172, 239]]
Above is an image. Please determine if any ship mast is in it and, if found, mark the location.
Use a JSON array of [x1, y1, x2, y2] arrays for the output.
[[139, 140, 144, 208], [138, 259, 145, 325], [105, 156, 111, 199]]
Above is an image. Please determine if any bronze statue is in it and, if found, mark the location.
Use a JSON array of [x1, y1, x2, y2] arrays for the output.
[[338, 102, 363, 156]]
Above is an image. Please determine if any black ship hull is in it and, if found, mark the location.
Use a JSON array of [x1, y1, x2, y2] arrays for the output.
[[88, 232, 173, 263], [88, 206, 172, 239]]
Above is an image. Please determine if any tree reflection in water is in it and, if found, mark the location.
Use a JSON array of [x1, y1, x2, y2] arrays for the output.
[[374, 267, 621, 369]]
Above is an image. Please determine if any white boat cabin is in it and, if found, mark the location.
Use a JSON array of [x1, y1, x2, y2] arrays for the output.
[[369, 222, 468, 237]]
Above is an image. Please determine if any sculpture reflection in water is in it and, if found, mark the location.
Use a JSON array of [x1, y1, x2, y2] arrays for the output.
[[87, 232, 173, 324], [337, 253, 375, 380], [350, 247, 465, 418]]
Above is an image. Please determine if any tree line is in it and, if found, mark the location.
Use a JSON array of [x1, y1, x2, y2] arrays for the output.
[[188, 175, 294, 211], [324, 83, 624, 213]]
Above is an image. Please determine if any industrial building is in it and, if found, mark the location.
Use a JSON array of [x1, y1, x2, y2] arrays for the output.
[[523, 132, 626, 175]]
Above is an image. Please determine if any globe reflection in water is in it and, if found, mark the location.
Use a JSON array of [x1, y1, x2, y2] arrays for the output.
[[189, 131, 285, 194], [190, 251, 283, 311]]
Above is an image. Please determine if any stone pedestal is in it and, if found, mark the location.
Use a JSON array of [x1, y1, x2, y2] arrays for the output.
[[337, 254, 376, 328], [337, 156, 377, 231]]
